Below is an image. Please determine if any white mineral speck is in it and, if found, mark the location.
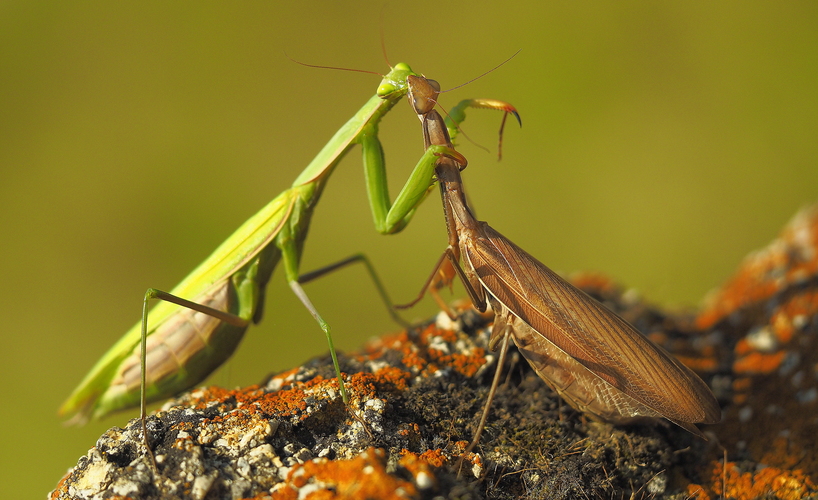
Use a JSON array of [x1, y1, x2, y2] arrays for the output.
[[427, 335, 451, 354], [436, 311, 458, 331], [416, 471, 434, 489], [746, 327, 777, 352], [249, 443, 275, 459], [792, 314, 808, 329], [236, 457, 251, 477], [111, 478, 140, 498], [239, 431, 257, 449], [190, 474, 214, 500], [646, 473, 667, 494], [267, 377, 284, 391], [71, 460, 114, 495], [470, 462, 483, 478], [365, 398, 385, 411]]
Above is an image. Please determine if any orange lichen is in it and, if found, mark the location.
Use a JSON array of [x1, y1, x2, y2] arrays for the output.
[[48, 472, 73, 500], [181, 378, 350, 423], [363, 315, 492, 381], [733, 350, 787, 375], [688, 461, 817, 500], [345, 372, 379, 400], [426, 346, 487, 378], [398, 423, 420, 437], [697, 205, 818, 330], [686, 483, 713, 500], [245, 387, 310, 419], [772, 290, 818, 345], [731, 376, 752, 393], [364, 330, 411, 357], [422, 324, 459, 345], [417, 449, 448, 468], [450, 440, 471, 454], [733, 337, 754, 356], [372, 365, 411, 393], [397, 449, 445, 486], [400, 349, 429, 373], [772, 311, 796, 344], [271, 448, 419, 500]]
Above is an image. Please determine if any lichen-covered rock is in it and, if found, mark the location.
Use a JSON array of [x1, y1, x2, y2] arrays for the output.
[[51, 205, 818, 500], [687, 205, 818, 500]]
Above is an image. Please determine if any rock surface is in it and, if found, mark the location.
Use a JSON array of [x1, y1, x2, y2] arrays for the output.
[[51, 206, 818, 500]]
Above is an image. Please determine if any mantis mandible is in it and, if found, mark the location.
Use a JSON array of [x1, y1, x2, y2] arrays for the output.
[[408, 102, 720, 464], [59, 62, 519, 443]]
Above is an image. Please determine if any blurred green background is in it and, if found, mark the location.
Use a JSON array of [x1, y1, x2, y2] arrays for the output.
[[2, 2, 816, 497]]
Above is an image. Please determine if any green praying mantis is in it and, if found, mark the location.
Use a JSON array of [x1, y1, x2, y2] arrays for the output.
[[58, 60, 520, 443]]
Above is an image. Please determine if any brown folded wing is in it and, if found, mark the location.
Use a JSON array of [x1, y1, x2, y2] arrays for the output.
[[464, 222, 720, 427]]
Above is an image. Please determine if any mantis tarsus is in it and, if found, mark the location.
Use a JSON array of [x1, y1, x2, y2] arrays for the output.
[[59, 62, 519, 462], [407, 96, 720, 465]]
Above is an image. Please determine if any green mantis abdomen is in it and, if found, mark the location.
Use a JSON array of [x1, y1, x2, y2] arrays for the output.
[[93, 279, 253, 419]]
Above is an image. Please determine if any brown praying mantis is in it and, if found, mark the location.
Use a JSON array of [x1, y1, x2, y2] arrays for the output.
[[402, 78, 721, 462]]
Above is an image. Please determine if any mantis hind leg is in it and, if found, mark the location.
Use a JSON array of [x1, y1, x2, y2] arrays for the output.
[[289, 252, 413, 405], [287, 280, 348, 403], [298, 253, 410, 328], [456, 322, 512, 477], [139, 288, 251, 470]]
